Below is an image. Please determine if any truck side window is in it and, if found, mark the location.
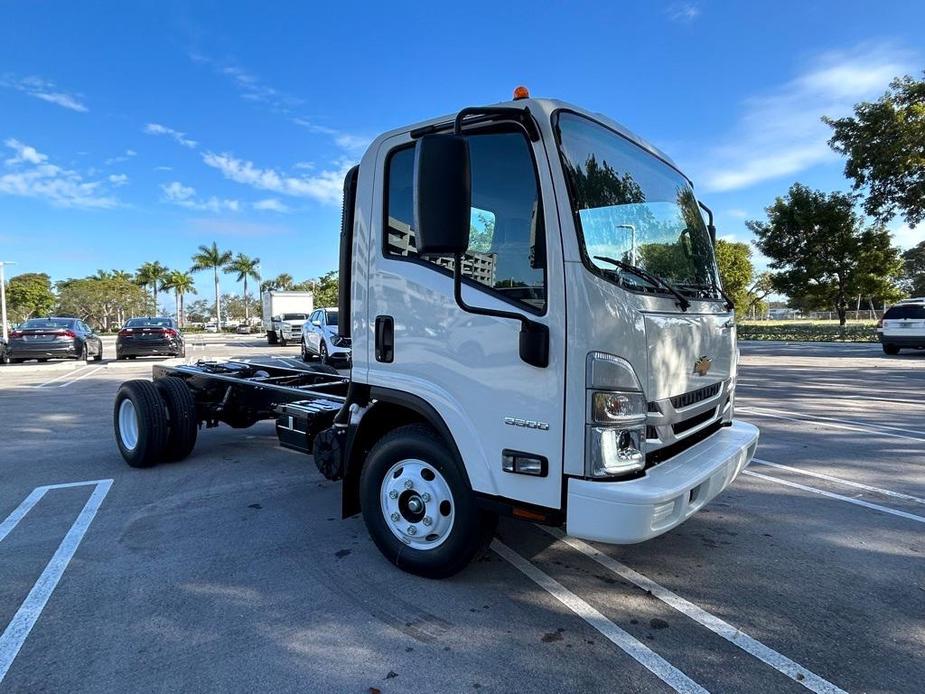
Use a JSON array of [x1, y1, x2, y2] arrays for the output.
[[385, 129, 547, 313]]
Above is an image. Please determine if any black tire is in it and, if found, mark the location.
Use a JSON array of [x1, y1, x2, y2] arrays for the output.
[[883, 344, 900, 355], [93, 344, 103, 361], [38, 358, 49, 363], [319, 341, 328, 365], [178, 345, 186, 358], [359, 424, 497, 579], [300, 340, 309, 362], [279, 333, 288, 347], [154, 377, 198, 462], [114, 380, 169, 468], [116, 351, 124, 361], [79, 343, 88, 361], [267, 330, 278, 345], [129, 355, 137, 360]]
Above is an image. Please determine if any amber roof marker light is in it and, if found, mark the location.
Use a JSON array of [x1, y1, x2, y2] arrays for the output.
[[512, 85, 530, 100]]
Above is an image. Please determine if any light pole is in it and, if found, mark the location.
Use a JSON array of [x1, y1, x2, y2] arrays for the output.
[[0, 260, 16, 343]]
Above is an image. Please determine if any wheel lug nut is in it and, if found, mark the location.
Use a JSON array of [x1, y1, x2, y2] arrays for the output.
[[404, 479, 414, 490], [407, 525, 417, 535], [388, 490, 398, 499], [390, 512, 400, 522], [421, 492, 431, 502], [423, 516, 432, 526]]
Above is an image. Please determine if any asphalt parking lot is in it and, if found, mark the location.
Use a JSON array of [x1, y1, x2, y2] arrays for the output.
[[0, 337, 922, 693]]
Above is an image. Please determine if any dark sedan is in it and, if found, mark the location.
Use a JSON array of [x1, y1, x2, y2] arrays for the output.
[[7, 318, 103, 362], [117, 317, 185, 360]]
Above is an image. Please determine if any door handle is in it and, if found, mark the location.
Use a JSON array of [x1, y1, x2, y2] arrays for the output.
[[375, 315, 394, 363]]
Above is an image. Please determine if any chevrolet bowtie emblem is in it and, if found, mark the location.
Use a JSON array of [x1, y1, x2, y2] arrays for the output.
[[693, 355, 712, 376]]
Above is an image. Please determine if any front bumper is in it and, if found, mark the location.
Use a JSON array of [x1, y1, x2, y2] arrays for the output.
[[565, 421, 759, 544]]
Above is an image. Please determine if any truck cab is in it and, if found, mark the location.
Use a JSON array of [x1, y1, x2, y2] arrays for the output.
[[337, 94, 758, 572]]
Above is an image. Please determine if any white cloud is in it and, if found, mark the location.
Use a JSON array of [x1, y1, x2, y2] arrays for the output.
[[1, 75, 88, 112], [253, 198, 290, 213], [190, 54, 302, 114], [105, 149, 137, 165], [696, 43, 915, 193], [154, 165, 173, 171], [144, 123, 198, 149], [665, 2, 700, 23], [293, 161, 315, 170], [202, 151, 351, 205], [292, 118, 371, 153], [108, 173, 129, 186], [4, 139, 47, 165], [1, 139, 117, 208], [889, 223, 922, 250], [725, 209, 749, 219], [161, 180, 240, 213]]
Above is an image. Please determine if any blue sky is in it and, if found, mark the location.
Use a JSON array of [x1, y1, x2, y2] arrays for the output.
[[0, 1, 922, 308]]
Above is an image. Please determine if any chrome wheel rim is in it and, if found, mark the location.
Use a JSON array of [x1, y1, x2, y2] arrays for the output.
[[118, 399, 139, 451], [380, 459, 455, 550]]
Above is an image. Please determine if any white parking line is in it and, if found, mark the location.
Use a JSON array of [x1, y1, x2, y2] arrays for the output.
[[541, 528, 846, 694], [737, 407, 925, 443], [0, 479, 113, 683], [743, 471, 925, 524], [32, 366, 91, 388], [55, 365, 105, 388], [737, 388, 925, 409], [492, 539, 707, 694], [753, 459, 925, 505]]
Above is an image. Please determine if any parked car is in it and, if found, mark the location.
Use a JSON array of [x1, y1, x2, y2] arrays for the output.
[[301, 307, 351, 366], [878, 300, 925, 354], [6, 317, 103, 363], [235, 323, 251, 334], [0, 338, 9, 365], [116, 317, 185, 360]]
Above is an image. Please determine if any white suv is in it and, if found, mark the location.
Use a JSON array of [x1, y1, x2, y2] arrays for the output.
[[878, 300, 925, 355], [301, 307, 351, 366]]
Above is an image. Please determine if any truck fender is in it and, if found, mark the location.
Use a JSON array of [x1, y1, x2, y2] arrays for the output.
[[340, 387, 469, 518]]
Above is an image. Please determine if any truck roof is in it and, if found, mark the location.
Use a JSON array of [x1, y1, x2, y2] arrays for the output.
[[366, 97, 687, 183]]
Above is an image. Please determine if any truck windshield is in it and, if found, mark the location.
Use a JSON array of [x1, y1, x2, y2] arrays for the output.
[[556, 112, 719, 296], [281, 313, 308, 321]]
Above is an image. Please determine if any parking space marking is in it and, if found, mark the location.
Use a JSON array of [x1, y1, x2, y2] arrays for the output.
[[753, 459, 925, 505], [492, 539, 708, 694], [31, 366, 93, 389], [738, 387, 925, 409], [542, 528, 847, 694], [743, 471, 925, 524], [0, 479, 113, 683], [55, 365, 105, 388], [738, 407, 925, 443]]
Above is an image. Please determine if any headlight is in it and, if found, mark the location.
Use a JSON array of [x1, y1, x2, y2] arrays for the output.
[[591, 391, 646, 423], [588, 426, 645, 477], [331, 335, 351, 347]]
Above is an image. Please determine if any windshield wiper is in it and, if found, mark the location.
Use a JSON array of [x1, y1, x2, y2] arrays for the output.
[[594, 256, 691, 312], [678, 281, 735, 312]]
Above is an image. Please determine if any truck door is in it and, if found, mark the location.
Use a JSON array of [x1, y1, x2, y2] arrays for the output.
[[365, 124, 566, 510]]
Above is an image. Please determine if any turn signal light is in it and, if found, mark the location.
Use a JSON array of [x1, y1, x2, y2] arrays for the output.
[[513, 85, 530, 100]]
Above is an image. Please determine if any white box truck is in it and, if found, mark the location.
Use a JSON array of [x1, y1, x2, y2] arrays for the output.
[[261, 290, 314, 345], [113, 91, 759, 578]]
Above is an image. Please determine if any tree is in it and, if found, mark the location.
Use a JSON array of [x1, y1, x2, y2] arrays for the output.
[[56, 275, 147, 330], [191, 242, 232, 327], [135, 261, 169, 315], [901, 241, 925, 297], [824, 73, 925, 227], [185, 299, 211, 323], [746, 183, 905, 325], [221, 294, 261, 322], [224, 253, 261, 322], [714, 240, 754, 312], [5, 273, 55, 324], [163, 270, 197, 327]]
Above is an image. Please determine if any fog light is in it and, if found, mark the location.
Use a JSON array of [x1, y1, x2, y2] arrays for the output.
[[588, 426, 645, 478], [502, 450, 548, 477]]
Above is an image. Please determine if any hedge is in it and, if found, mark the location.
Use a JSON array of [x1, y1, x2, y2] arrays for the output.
[[737, 323, 877, 343]]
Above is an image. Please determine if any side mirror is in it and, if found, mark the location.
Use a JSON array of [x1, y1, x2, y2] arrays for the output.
[[413, 134, 471, 257], [698, 201, 717, 245], [312, 320, 322, 327]]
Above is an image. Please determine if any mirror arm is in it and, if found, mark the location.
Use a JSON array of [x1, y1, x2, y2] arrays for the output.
[[698, 200, 717, 245], [452, 255, 549, 368]]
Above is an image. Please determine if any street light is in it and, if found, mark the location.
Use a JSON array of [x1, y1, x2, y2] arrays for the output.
[[0, 260, 16, 343]]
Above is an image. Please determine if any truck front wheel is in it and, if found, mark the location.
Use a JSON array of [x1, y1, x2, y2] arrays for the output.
[[267, 330, 278, 345], [359, 424, 496, 578]]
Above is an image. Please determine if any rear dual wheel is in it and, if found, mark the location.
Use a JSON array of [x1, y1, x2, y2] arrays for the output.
[[114, 377, 198, 467]]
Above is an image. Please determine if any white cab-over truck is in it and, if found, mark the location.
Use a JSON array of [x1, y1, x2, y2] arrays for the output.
[[112, 92, 759, 578], [262, 290, 314, 345]]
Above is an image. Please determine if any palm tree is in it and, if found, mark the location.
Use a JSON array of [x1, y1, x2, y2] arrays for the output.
[[190, 242, 232, 329], [135, 261, 169, 315], [224, 253, 261, 323], [164, 270, 197, 327]]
